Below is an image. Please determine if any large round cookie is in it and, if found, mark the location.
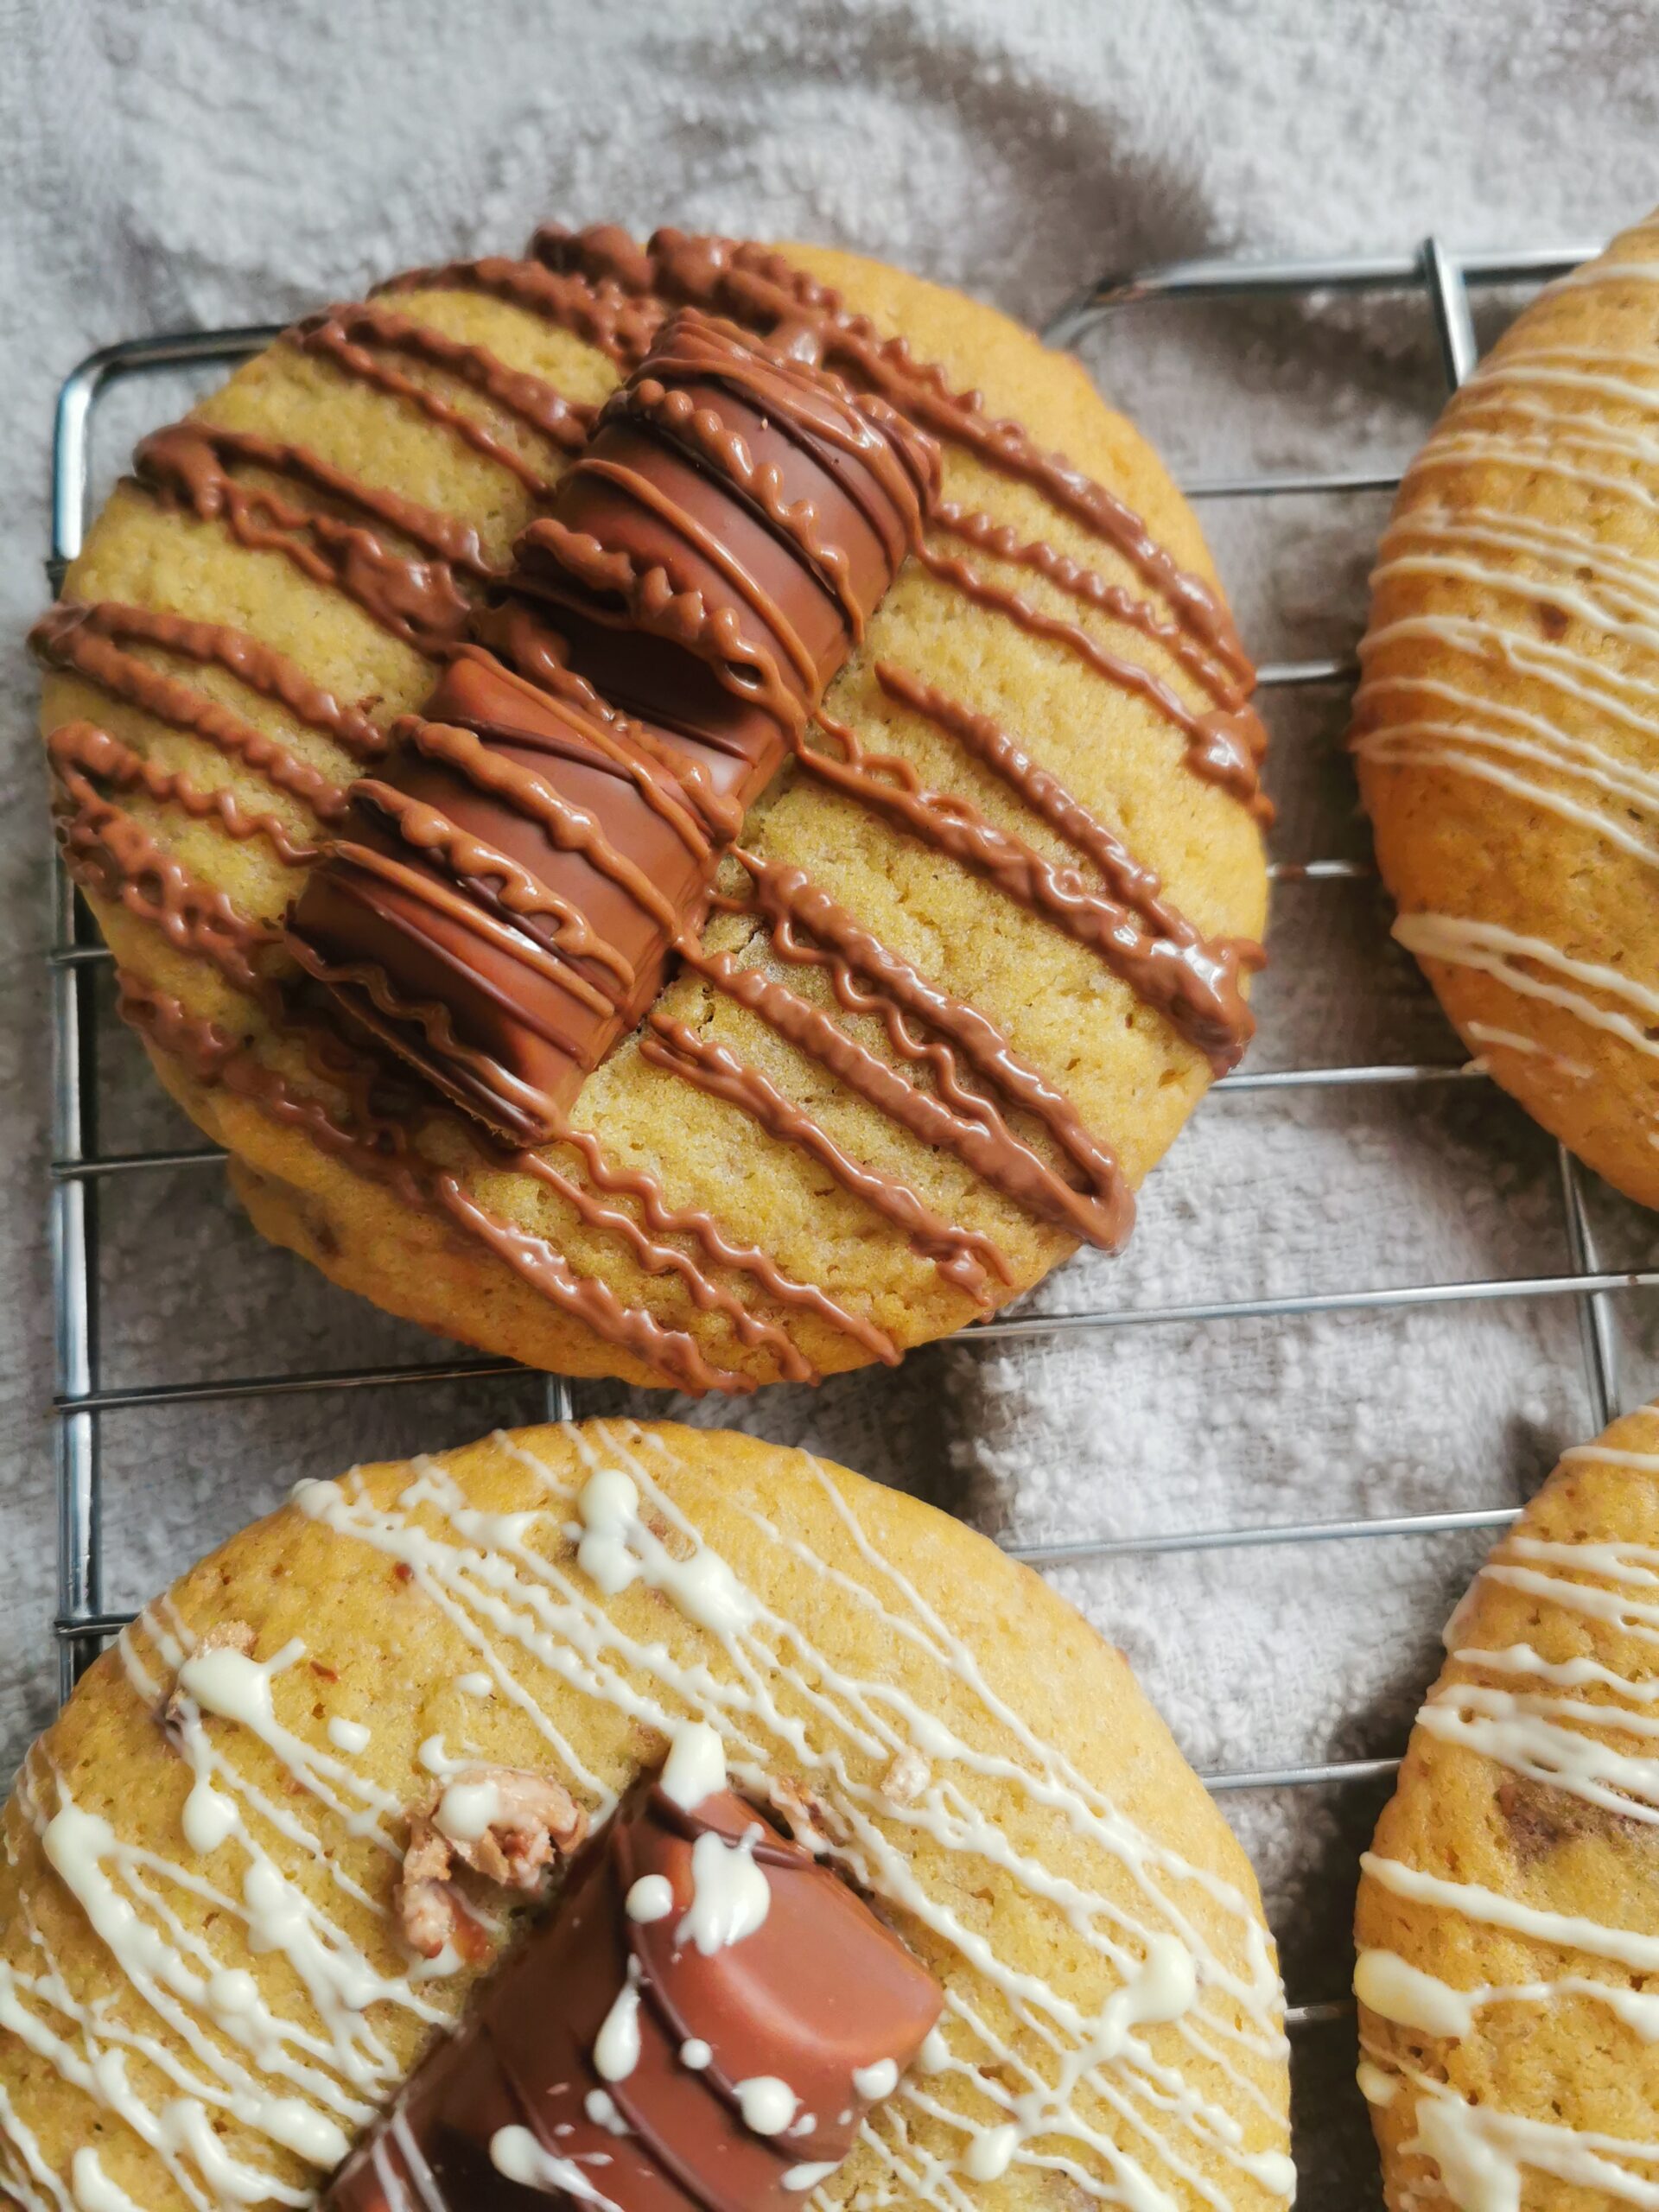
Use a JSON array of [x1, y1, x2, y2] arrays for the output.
[[1355, 1402, 1659, 2209], [38, 225, 1268, 1392], [1353, 207, 1659, 1208], [0, 1418, 1292, 2210]]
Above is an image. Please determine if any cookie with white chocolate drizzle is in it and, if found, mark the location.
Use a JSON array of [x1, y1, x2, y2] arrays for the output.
[[35, 226, 1269, 1389], [0, 1421, 1290, 2212], [1357, 1401, 1659, 2211], [1353, 206, 1659, 1212]]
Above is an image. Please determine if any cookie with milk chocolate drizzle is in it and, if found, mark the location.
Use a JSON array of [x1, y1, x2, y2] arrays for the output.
[[325, 1726, 942, 2212], [286, 308, 937, 1141], [35, 223, 1269, 1390]]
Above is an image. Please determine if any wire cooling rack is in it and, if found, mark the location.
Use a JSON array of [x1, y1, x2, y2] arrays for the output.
[[40, 232, 1647, 2197]]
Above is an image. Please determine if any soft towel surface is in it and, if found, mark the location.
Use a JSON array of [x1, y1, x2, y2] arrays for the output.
[[5, 3, 1659, 2197]]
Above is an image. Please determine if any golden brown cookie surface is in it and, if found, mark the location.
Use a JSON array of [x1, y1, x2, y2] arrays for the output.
[[1355, 1403, 1659, 2209], [0, 1418, 1290, 2212], [1353, 209, 1659, 1207], [40, 231, 1268, 1390]]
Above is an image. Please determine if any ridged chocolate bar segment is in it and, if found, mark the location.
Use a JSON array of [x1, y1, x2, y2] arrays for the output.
[[321, 1773, 942, 2212], [288, 648, 715, 1138], [287, 309, 933, 1142]]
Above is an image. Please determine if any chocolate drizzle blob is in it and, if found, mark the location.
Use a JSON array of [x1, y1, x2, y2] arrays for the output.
[[323, 1747, 942, 2212], [35, 221, 1269, 1390]]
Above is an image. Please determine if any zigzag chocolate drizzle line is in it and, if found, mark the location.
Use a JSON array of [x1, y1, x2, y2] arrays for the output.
[[735, 853, 1134, 1248], [639, 1011, 1003, 1305], [868, 664, 1192, 938], [503, 1147, 818, 1380], [804, 694, 1253, 1074], [540, 225, 1254, 679], [429, 1172, 754, 1395], [136, 423, 499, 575], [133, 423, 485, 655], [912, 542, 1271, 824], [931, 501, 1250, 703], [291, 302, 596, 482], [32, 598, 383, 791], [671, 935, 1049, 1271], [378, 254, 664, 366], [47, 719, 316, 866], [49, 725, 280, 991], [874, 662, 1265, 997], [114, 973, 752, 1395], [541, 1122, 899, 1366]]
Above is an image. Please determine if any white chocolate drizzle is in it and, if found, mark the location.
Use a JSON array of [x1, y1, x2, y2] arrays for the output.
[[735, 2075, 800, 2137], [1464, 1022, 1592, 1083], [1357, 238, 1659, 1084], [0, 1423, 1290, 2209], [1391, 913, 1659, 1065], [433, 1776, 503, 1844], [593, 1961, 644, 2083], [625, 1873, 675, 1923], [1358, 1421, 1659, 2206], [658, 1719, 728, 1812], [677, 1823, 771, 1955], [853, 2059, 900, 2101], [489, 2124, 624, 2206]]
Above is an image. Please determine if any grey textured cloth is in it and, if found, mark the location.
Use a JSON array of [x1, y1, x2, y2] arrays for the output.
[[5, 3, 1659, 2197]]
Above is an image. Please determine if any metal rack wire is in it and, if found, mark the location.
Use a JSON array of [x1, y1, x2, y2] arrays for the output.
[[41, 232, 1640, 2190]]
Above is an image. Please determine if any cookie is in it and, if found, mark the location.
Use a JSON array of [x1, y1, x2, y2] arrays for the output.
[[1355, 1402, 1659, 2208], [38, 224, 1269, 1393], [0, 1418, 1292, 2211], [1352, 207, 1659, 1207]]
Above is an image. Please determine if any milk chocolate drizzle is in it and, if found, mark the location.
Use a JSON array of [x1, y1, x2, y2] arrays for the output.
[[134, 423, 489, 654], [910, 543, 1271, 825], [321, 1766, 942, 2212], [288, 306, 936, 1150], [116, 975, 760, 1397], [381, 251, 664, 368], [50, 725, 280, 991], [40, 223, 1268, 1390], [33, 597, 385, 798], [535, 224, 1262, 694], [292, 302, 597, 484]]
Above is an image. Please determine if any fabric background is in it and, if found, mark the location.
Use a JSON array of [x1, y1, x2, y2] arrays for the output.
[[4, 3, 1659, 2196]]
